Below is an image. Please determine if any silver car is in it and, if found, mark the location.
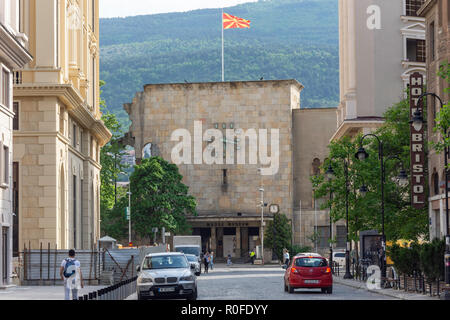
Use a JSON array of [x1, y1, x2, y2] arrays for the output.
[[185, 254, 201, 276], [136, 252, 197, 300]]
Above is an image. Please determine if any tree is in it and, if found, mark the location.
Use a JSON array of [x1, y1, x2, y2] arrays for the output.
[[264, 213, 292, 261], [432, 61, 450, 159], [130, 157, 197, 240], [99, 80, 129, 238], [311, 96, 429, 244]]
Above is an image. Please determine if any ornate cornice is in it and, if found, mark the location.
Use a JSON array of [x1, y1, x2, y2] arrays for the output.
[[0, 23, 33, 69], [13, 83, 112, 146]]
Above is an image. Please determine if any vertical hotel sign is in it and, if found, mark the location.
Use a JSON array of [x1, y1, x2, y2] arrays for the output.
[[410, 72, 425, 209]]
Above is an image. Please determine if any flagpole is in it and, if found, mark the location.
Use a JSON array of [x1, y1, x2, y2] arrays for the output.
[[222, 8, 224, 82]]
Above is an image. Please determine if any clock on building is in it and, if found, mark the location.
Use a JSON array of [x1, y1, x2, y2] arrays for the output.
[[269, 204, 279, 214]]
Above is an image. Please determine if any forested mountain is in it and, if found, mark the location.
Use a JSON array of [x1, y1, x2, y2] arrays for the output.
[[100, 0, 339, 125]]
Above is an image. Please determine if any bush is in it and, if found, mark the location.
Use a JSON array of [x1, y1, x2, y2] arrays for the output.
[[388, 242, 421, 276], [419, 238, 445, 283]]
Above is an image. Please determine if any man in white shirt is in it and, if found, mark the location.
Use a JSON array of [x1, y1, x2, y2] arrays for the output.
[[60, 249, 84, 300]]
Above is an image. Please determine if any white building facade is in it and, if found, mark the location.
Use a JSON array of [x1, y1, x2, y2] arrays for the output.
[[0, 0, 32, 287], [333, 0, 427, 140]]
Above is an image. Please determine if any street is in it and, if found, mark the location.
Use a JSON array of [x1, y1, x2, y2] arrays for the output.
[[127, 264, 398, 300]]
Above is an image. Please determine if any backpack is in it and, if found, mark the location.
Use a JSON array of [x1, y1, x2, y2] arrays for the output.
[[63, 258, 76, 278]]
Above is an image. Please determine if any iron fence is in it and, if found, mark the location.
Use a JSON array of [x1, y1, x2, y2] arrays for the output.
[[332, 260, 447, 298], [77, 276, 138, 300]]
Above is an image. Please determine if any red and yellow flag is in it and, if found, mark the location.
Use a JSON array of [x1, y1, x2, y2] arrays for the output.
[[223, 13, 251, 29]]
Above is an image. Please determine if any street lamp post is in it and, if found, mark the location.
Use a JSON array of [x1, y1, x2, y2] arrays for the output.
[[326, 165, 334, 272], [414, 92, 450, 300], [127, 189, 132, 245], [355, 134, 408, 287], [258, 168, 265, 265], [326, 161, 368, 279]]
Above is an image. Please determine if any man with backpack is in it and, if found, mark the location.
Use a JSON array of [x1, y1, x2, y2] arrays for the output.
[[60, 249, 84, 300]]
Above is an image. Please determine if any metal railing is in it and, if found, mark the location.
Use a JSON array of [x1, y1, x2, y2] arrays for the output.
[[332, 260, 446, 298], [77, 276, 138, 300]]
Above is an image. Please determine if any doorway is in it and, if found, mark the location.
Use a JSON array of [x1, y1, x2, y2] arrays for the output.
[[2, 227, 8, 284]]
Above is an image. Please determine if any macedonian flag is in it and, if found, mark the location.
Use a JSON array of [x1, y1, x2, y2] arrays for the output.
[[223, 13, 251, 29]]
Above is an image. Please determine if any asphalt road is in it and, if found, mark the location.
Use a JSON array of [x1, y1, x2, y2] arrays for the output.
[[128, 265, 398, 300]]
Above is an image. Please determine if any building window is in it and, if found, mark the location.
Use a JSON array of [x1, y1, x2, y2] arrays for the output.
[[1, 69, 10, 107], [315, 226, 330, 248], [223, 169, 228, 185], [336, 226, 346, 248], [406, 0, 425, 17], [72, 124, 77, 147], [406, 39, 426, 63], [312, 158, 321, 176], [3, 145, 9, 185], [12, 162, 19, 257], [92, 0, 96, 32], [430, 22, 435, 61], [92, 57, 96, 110], [432, 171, 439, 196], [73, 175, 77, 248], [13, 102, 19, 130], [80, 130, 84, 154], [59, 108, 65, 135], [80, 179, 84, 248]]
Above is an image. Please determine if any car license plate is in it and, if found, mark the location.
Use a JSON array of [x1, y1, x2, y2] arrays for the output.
[[159, 287, 176, 293], [304, 280, 320, 284]]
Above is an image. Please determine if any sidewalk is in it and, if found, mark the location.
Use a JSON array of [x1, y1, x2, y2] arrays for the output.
[[333, 274, 437, 300], [0, 285, 106, 300], [210, 262, 282, 269]]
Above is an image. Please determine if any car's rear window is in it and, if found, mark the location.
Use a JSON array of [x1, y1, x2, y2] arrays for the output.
[[295, 257, 327, 267], [334, 253, 345, 258]]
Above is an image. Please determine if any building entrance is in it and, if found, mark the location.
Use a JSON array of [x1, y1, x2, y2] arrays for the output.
[[2, 227, 8, 284]]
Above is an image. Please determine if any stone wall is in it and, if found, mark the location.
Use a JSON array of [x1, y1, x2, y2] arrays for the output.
[[125, 80, 303, 224]]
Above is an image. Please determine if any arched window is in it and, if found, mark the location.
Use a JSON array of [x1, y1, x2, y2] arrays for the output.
[[312, 158, 321, 176], [432, 170, 439, 195]]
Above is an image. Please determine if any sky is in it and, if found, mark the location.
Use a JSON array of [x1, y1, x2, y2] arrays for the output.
[[100, 0, 259, 18]]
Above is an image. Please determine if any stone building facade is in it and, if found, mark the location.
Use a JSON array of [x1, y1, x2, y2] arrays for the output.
[[0, 0, 33, 287], [12, 0, 111, 251], [292, 108, 347, 256], [124, 80, 338, 259], [418, 0, 450, 240]]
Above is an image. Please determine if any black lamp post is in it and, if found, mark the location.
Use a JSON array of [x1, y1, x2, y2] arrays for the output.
[[355, 134, 408, 287], [326, 165, 334, 272], [414, 92, 450, 301], [326, 162, 368, 279]]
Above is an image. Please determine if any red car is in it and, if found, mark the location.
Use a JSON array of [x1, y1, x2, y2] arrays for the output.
[[284, 255, 333, 294]]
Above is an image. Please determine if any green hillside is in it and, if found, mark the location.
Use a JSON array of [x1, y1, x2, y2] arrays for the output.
[[99, 0, 339, 125]]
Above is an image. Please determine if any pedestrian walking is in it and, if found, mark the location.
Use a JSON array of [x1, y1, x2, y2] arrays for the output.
[[60, 249, 84, 300], [203, 252, 210, 274], [227, 254, 232, 266], [209, 251, 214, 270], [250, 249, 256, 265], [283, 248, 290, 266]]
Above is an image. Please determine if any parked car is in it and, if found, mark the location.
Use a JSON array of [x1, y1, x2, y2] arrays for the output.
[[185, 254, 201, 276], [332, 251, 346, 268], [136, 252, 198, 300], [283, 254, 333, 294]]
